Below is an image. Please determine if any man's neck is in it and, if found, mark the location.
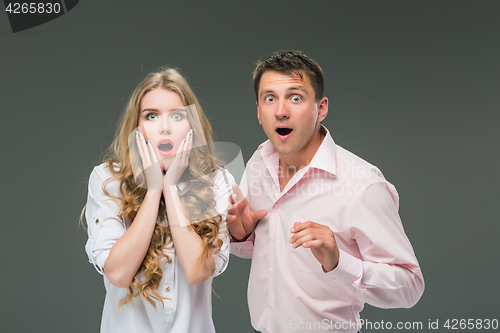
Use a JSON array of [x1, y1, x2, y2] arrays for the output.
[[277, 128, 325, 190]]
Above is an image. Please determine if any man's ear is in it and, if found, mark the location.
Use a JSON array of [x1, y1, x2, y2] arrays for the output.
[[257, 101, 261, 125], [317, 97, 328, 123]]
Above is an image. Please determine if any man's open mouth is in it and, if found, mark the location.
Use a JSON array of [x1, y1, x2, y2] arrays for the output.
[[276, 127, 293, 137], [158, 139, 174, 156]]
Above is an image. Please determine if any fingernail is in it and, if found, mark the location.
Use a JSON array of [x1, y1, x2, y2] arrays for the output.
[[146, 140, 149, 144], [189, 131, 192, 136], [137, 131, 140, 137], [290, 228, 295, 233], [289, 237, 293, 243]]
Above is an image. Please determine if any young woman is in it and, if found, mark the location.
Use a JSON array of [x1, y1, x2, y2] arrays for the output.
[[84, 68, 233, 332]]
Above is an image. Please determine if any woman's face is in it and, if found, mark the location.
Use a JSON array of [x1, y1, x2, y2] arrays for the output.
[[138, 87, 192, 170]]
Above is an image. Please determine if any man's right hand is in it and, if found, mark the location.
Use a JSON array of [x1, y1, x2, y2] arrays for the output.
[[226, 183, 267, 241]]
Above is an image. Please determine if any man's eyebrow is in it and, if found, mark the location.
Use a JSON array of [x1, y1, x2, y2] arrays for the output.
[[288, 85, 308, 92], [259, 85, 308, 97], [259, 89, 276, 97]]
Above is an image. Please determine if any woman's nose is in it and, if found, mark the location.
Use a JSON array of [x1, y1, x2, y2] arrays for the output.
[[160, 114, 171, 134]]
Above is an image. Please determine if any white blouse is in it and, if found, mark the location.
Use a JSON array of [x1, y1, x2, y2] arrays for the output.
[[85, 163, 234, 333]]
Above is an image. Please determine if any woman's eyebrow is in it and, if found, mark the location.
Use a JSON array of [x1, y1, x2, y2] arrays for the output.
[[141, 108, 187, 113], [141, 108, 159, 113]]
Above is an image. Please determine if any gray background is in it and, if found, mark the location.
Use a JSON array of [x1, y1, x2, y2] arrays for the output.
[[1, 1, 499, 332]]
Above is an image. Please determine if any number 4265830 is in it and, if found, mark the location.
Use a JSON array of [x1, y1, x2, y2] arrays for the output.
[[5, 3, 61, 14], [443, 319, 498, 330]]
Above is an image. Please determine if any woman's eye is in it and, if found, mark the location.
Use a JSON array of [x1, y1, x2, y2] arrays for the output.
[[172, 113, 184, 120], [291, 95, 302, 102], [146, 114, 158, 120], [265, 96, 275, 102]]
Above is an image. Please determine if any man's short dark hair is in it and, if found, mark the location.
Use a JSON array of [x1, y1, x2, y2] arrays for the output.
[[253, 50, 324, 102]]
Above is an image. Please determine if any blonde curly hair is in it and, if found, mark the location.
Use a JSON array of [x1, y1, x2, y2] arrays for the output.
[[98, 68, 225, 309]]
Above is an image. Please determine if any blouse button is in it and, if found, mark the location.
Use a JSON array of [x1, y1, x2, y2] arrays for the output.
[[95, 219, 100, 224], [165, 286, 171, 292]]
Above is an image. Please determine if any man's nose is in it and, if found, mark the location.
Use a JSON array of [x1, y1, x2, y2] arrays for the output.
[[275, 101, 290, 120]]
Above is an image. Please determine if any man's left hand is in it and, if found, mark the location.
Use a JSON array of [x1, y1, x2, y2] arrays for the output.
[[289, 221, 339, 272]]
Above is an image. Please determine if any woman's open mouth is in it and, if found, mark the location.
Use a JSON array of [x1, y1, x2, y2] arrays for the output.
[[157, 139, 174, 156]]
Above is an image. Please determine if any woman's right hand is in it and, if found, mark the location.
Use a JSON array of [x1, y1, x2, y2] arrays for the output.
[[104, 131, 163, 288], [135, 131, 163, 190]]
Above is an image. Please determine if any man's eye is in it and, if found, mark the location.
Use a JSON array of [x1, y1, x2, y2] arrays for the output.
[[291, 95, 302, 102], [265, 96, 275, 102], [147, 114, 158, 120]]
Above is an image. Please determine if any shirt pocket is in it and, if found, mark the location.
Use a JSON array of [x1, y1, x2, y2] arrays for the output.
[[286, 213, 321, 274]]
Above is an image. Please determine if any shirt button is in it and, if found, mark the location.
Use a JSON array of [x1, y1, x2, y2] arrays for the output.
[[95, 219, 100, 224], [268, 300, 273, 308], [273, 203, 279, 209], [165, 286, 171, 292]]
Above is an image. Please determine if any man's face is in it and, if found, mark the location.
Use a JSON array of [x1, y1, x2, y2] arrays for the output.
[[257, 70, 327, 158]]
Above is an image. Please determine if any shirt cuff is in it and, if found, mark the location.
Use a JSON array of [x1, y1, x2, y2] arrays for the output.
[[92, 250, 110, 275], [229, 232, 255, 258], [323, 249, 362, 286], [213, 252, 229, 277]]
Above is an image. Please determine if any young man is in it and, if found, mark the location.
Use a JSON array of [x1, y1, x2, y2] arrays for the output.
[[227, 50, 424, 333]]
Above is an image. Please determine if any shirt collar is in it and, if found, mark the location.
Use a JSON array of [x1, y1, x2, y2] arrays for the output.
[[257, 125, 337, 177]]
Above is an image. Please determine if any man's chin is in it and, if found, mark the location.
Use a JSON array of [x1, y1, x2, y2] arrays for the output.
[[272, 142, 298, 156]]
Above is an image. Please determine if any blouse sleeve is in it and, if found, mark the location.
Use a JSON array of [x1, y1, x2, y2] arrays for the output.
[[84, 165, 126, 275], [211, 167, 235, 277]]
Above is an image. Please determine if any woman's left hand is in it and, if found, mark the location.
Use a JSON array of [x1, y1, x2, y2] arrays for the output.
[[164, 129, 193, 186]]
